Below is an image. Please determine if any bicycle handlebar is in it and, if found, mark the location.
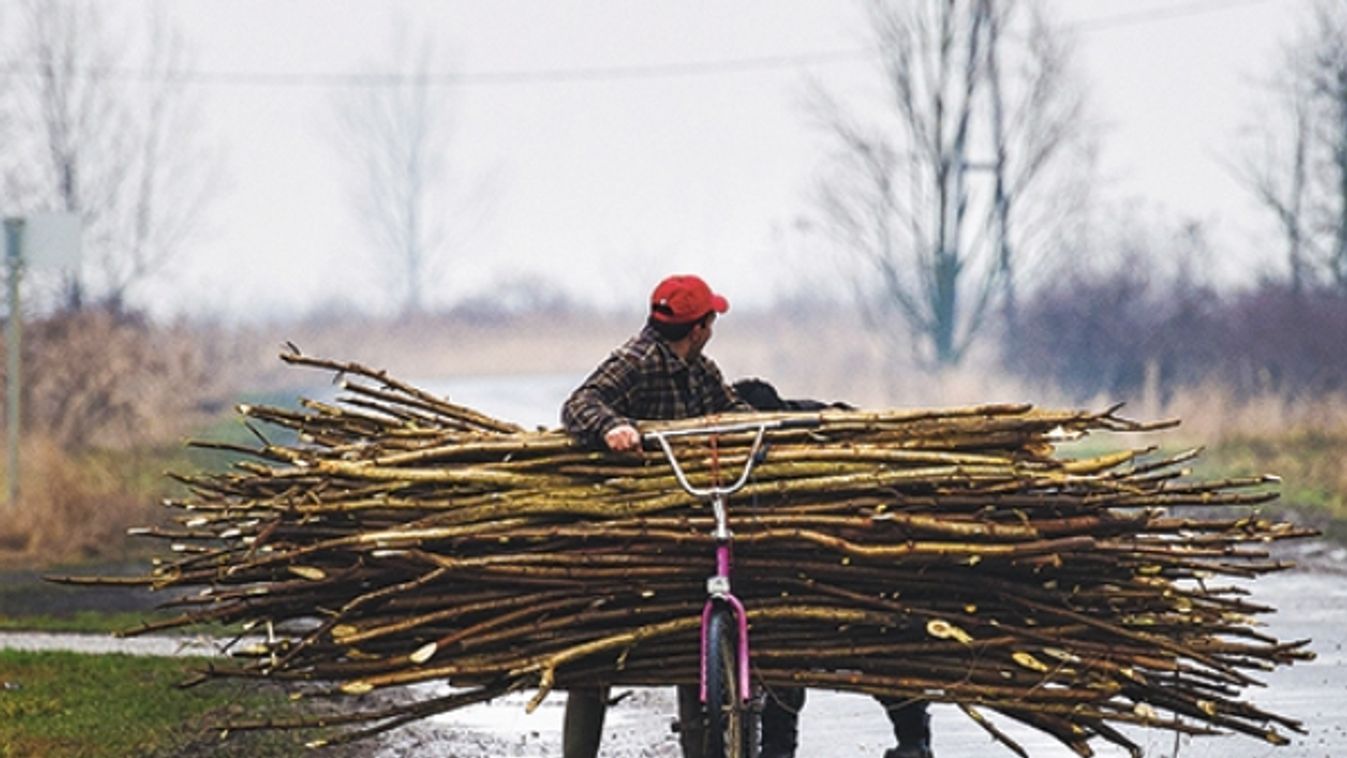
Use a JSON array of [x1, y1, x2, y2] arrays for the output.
[[644, 417, 821, 500], [646, 416, 819, 441]]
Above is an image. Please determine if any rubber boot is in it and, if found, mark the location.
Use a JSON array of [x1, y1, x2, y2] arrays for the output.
[[562, 687, 610, 758], [878, 697, 932, 758], [760, 687, 806, 758]]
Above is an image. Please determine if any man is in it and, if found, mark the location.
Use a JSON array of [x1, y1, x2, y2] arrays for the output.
[[562, 273, 746, 452], [560, 273, 752, 758], [560, 279, 932, 758]]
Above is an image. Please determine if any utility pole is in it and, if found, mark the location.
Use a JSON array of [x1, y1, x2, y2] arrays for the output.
[[4, 218, 23, 509], [3, 213, 81, 509], [981, 0, 1014, 329]]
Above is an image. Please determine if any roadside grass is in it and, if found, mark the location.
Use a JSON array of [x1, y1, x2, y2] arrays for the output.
[[0, 650, 346, 758], [0, 434, 231, 570], [1051, 428, 1343, 540], [0, 609, 245, 637], [0, 392, 313, 635], [0, 610, 177, 635], [1196, 429, 1347, 542], [0, 388, 305, 571]]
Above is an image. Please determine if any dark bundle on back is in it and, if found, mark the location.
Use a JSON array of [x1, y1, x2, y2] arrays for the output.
[[57, 352, 1316, 756]]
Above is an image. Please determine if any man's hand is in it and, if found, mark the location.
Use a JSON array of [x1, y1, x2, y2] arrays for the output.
[[604, 424, 641, 452]]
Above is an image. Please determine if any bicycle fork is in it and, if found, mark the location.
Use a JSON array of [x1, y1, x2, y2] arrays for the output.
[[699, 492, 751, 705]]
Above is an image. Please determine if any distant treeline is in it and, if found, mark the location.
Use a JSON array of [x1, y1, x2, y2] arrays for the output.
[[1002, 274, 1347, 402], [6, 272, 1345, 453]]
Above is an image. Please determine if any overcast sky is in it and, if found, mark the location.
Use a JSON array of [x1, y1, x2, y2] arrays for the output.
[[4, 0, 1302, 319]]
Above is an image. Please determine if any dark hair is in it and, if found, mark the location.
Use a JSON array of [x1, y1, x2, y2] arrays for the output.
[[647, 311, 712, 341]]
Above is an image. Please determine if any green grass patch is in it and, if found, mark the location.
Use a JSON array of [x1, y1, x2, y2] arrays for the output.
[[0, 567, 253, 636], [0, 610, 174, 635], [180, 389, 310, 474], [1054, 431, 1346, 542], [1193, 430, 1347, 540], [0, 650, 338, 757], [85, 388, 310, 490], [0, 610, 244, 637]]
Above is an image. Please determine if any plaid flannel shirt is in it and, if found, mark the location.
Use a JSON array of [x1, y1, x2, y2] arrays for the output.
[[562, 325, 750, 447]]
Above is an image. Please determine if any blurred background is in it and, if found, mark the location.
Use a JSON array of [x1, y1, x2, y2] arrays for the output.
[[4, 3, 1347, 755], [1, 0, 1344, 580]]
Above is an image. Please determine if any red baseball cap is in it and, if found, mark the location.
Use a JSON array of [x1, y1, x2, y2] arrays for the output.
[[649, 274, 729, 324]]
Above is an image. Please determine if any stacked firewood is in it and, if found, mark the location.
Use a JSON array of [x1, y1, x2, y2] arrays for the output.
[[61, 352, 1316, 755]]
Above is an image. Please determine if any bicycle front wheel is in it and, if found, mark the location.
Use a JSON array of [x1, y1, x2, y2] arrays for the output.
[[704, 607, 755, 758]]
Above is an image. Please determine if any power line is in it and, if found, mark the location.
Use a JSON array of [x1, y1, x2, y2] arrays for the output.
[[0, 0, 1285, 89], [1073, 0, 1280, 33], [0, 48, 874, 89]]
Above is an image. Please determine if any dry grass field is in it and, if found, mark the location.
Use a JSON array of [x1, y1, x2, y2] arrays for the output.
[[2, 307, 1342, 568]]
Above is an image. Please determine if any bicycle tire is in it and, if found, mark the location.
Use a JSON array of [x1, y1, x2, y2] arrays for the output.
[[705, 607, 755, 758]]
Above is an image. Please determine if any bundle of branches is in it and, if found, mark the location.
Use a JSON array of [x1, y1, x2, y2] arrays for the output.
[[57, 352, 1316, 756]]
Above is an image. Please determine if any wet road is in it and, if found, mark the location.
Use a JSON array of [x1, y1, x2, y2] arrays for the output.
[[375, 569, 1347, 758]]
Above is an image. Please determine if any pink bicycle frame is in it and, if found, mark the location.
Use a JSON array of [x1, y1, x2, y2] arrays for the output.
[[699, 541, 752, 703], [646, 420, 783, 706]]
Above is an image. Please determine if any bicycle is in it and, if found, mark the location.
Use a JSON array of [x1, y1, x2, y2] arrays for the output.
[[647, 418, 816, 758]]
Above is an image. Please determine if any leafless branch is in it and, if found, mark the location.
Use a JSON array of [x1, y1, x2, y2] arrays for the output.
[[5, 0, 218, 310], [328, 19, 474, 315], [810, 0, 1084, 366]]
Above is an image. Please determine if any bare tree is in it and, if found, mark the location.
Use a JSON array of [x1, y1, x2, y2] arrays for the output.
[[810, 0, 1084, 366], [5, 0, 216, 309], [0, 3, 24, 210], [1306, 1, 1347, 291], [329, 22, 466, 315], [1239, 1, 1347, 294], [1236, 68, 1313, 293]]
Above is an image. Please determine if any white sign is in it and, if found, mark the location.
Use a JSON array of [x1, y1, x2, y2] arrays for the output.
[[22, 212, 82, 270]]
